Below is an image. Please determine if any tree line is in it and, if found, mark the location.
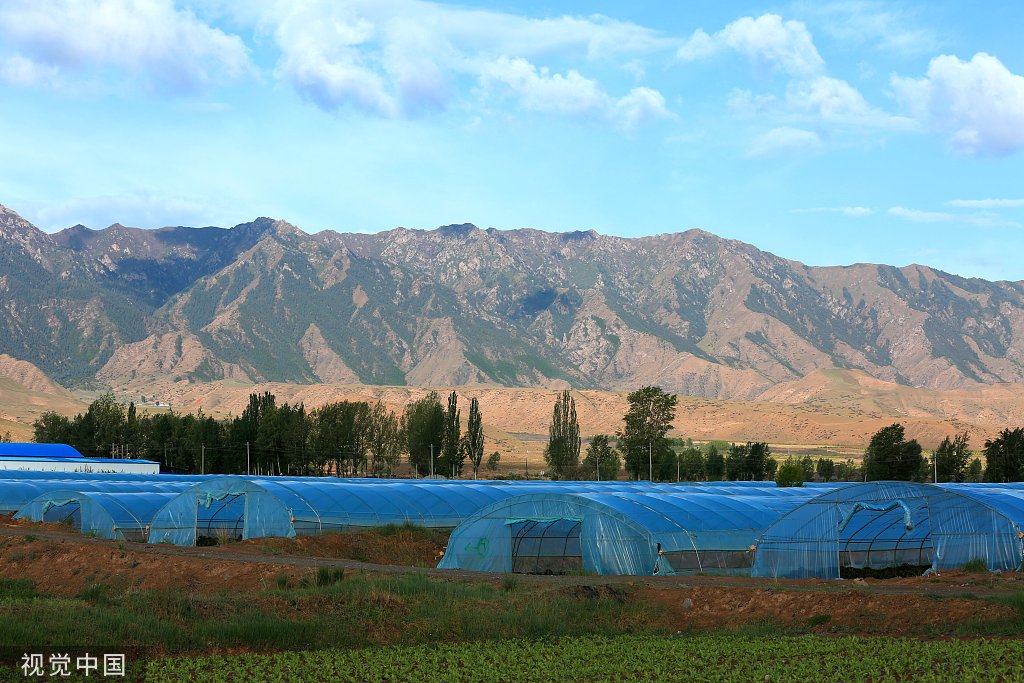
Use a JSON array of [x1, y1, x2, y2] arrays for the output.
[[544, 386, 1024, 484], [32, 390, 490, 477], [544, 386, 816, 482], [31, 386, 1024, 483]]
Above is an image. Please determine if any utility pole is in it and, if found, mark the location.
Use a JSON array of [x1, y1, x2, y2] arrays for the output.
[[933, 450, 938, 483], [649, 441, 653, 482], [597, 449, 600, 482], [246, 441, 250, 476], [430, 443, 434, 478], [201, 444, 205, 475]]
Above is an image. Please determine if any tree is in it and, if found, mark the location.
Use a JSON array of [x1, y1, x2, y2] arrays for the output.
[[815, 457, 835, 483], [402, 392, 444, 476], [85, 392, 126, 457], [747, 442, 776, 481], [33, 411, 74, 445], [464, 398, 485, 478], [581, 434, 620, 481], [617, 386, 678, 480], [724, 443, 746, 480], [545, 390, 581, 479], [0, 431, 9, 443], [934, 431, 971, 483], [439, 391, 464, 477], [310, 401, 370, 476], [487, 451, 501, 472], [776, 457, 804, 487], [799, 455, 815, 482], [367, 401, 403, 476], [679, 447, 706, 481], [863, 423, 924, 481], [966, 457, 984, 483], [834, 458, 861, 482], [724, 442, 775, 481], [983, 428, 1024, 483], [705, 443, 725, 481]]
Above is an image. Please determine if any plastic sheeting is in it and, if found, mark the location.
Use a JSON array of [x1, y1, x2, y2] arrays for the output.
[[438, 488, 826, 576], [15, 490, 181, 541], [753, 482, 1024, 579], [144, 478, 750, 546], [0, 477, 197, 513]]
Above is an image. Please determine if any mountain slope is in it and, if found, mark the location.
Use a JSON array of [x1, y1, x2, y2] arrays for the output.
[[3, 202, 1024, 398]]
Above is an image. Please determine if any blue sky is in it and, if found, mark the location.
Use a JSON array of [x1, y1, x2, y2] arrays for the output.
[[2, 1, 1024, 280]]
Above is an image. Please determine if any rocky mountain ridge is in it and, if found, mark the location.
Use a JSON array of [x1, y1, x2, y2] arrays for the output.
[[2, 202, 1023, 399]]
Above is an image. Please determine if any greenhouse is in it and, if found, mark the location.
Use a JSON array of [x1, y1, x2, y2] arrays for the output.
[[0, 477, 197, 513], [144, 478, 705, 545], [438, 488, 828, 576], [753, 481, 1024, 579], [15, 489, 181, 541]]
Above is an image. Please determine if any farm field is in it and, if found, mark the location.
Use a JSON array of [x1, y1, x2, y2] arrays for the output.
[[145, 634, 1024, 682], [2, 520, 1024, 681]]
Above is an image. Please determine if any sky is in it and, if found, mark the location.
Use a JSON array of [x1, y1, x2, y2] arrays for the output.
[[2, 1, 1024, 280]]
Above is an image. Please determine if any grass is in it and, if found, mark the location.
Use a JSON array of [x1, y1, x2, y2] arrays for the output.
[[962, 558, 988, 573], [0, 571, 662, 656]]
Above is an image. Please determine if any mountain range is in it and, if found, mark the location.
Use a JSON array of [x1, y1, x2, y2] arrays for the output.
[[2, 202, 1023, 400]]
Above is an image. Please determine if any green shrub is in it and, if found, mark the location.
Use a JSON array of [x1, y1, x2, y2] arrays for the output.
[[962, 558, 988, 573]]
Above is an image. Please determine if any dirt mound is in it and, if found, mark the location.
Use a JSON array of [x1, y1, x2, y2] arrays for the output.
[[231, 527, 448, 567], [639, 584, 1012, 635]]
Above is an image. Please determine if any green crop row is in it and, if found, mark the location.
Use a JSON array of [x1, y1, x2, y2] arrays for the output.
[[145, 634, 1024, 682]]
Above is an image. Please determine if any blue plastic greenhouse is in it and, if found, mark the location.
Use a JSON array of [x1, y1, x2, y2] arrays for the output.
[[438, 488, 829, 576], [145, 478, 723, 545], [753, 481, 1024, 578], [15, 489, 182, 541], [0, 477, 199, 513]]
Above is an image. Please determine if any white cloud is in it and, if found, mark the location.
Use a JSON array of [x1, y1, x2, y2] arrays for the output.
[[678, 14, 824, 77], [888, 206, 953, 222], [30, 191, 217, 231], [796, 1, 940, 55], [791, 206, 873, 216], [481, 57, 606, 115], [0, 54, 58, 87], [274, 16, 398, 117], [889, 206, 1021, 228], [727, 89, 777, 118], [611, 86, 672, 130], [747, 127, 822, 157], [480, 57, 671, 128], [0, 0, 252, 93], [892, 53, 1024, 156], [786, 75, 913, 130], [786, 76, 865, 120], [231, 0, 672, 123], [947, 198, 1024, 209]]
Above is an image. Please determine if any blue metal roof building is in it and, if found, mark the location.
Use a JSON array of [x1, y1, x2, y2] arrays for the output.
[[0, 443, 84, 458], [0, 443, 159, 474]]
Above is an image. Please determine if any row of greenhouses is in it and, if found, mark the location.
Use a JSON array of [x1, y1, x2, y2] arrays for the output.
[[2, 471, 1023, 579]]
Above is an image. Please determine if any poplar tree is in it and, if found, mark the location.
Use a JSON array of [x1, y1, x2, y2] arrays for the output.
[[464, 397, 485, 478], [545, 390, 581, 479], [440, 390, 463, 477]]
